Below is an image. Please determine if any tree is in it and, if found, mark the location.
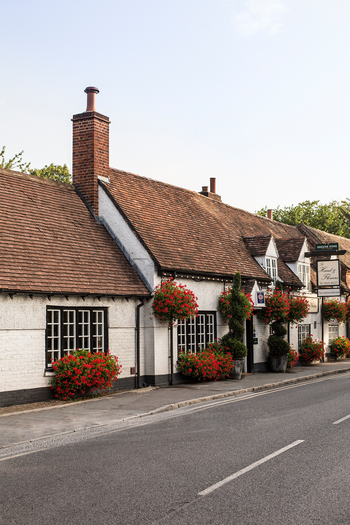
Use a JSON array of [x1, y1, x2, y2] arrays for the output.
[[29, 164, 71, 184], [1, 146, 71, 184], [256, 200, 350, 239]]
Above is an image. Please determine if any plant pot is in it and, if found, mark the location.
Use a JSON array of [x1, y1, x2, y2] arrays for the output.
[[270, 355, 288, 373], [231, 358, 244, 380]]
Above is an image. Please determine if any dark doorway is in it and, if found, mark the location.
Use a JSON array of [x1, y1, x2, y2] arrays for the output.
[[246, 317, 254, 373]]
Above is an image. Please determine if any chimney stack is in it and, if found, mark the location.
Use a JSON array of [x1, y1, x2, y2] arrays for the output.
[[72, 87, 110, 216], [199, 178, 221, 202], [267, 209, 273, 220]]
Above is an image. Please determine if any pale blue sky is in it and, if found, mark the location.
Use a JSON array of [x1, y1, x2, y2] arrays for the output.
[[1, 0, 349, 212]]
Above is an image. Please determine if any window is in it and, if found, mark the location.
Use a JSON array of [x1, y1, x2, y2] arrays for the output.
[[328, 323, 339, 346], [298, 263, 310, 290], [177, 312, 216, 353], [298, 324, 310, 350], [266, 257, 277, 282], [46, 307, 108, 367]]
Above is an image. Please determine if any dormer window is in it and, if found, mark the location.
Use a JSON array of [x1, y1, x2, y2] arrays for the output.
[[298, 262, 310, 290], [266, 257, 277, 282]]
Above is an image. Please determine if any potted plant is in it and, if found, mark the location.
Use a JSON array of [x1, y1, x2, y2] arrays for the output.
[[257, 283, 290, 372], [299, 335, 324, 364], [219, 272, 251, 379], [330, 336, 350, 361]]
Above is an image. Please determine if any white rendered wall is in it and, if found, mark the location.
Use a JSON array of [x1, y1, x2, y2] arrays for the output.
[[0, 293, 139, 394]]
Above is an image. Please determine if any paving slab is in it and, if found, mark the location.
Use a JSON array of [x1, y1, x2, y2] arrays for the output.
[[1, 361, 350, 448]]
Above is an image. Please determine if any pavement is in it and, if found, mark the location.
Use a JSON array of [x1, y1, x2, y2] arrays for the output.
[[1, 361, 350, 449]]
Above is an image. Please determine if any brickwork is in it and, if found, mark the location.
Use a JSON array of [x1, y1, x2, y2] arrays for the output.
[[72, 111, 110, 216]]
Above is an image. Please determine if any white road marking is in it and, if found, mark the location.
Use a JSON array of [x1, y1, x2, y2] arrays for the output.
[[198, 440, 304, 496], [332, 414, 350, 425]]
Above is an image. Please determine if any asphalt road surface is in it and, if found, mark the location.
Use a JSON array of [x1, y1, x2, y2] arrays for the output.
[[1, 373, 350, 524]]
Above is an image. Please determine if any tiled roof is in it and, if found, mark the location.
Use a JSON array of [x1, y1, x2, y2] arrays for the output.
[[243, 235, 272, 257], [0, 169, 150, 296], [277, 259, 303, 287], [102, 169, 310, 284], [276, 238, 306, 262]]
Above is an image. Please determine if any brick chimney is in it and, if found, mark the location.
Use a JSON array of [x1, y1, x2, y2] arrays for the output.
[[267, 209, 273, 220], [72, 87, 110, 216], [199, 178, 221, 202]]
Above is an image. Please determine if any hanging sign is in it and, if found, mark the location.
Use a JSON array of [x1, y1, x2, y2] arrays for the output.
[[255, 291, 265, 308], [316, 260, 340, 287], [317, 288, 341, 297], [315, 243, 339, 251]]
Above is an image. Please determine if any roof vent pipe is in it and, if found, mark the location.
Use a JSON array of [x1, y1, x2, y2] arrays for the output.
[[84, 86, 100, 112], [267, 209, 273, 220], [210, 177, 216, 194]]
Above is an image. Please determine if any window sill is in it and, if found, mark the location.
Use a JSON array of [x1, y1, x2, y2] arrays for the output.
[[44, 370, 55, 377]]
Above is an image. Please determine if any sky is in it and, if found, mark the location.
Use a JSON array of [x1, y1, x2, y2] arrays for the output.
[[0, 0, 349, 213]]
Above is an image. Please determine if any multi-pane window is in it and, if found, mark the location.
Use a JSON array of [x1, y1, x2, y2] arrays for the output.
[[177, 312, 216, 353], [328, 323, 339, 346], [266, 257, 277, 282], [46, 307, 107, 367], [298, 263, 310, 290], [298, 324, 310, 350]]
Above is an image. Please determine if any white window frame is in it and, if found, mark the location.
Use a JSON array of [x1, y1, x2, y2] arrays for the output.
[[298, 262, 311, 290], [177, 312, 216, 353], [46, 307, 108, 367], [298, 324, 310, 350], [328, 323, 339, 346], [266, 257, 277, 282]]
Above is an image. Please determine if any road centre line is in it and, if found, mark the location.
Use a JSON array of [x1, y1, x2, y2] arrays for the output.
[[198, 440, 304, 497], [333, 414, 350, 425], [183, 374, 350, 415]]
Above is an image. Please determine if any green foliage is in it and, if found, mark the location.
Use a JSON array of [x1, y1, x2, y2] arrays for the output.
[[219, 272, 249, 359], [29, 163, 71, 184], [1, 146, 71, 184], [0, 146, 31, 173], [267, 334, 290, 357], [256, 200, 350, 238]]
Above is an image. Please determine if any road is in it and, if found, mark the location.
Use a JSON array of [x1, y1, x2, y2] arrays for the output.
[[1, 374, 350, 524]]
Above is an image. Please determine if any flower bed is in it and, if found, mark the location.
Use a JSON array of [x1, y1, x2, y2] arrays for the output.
[[330, 336, 350, 360], [177, 345, 234, 381], [299, 336, 324, 364], [49, 349, 122, 400], [323, 299, 346, 323], [152, 279, 198, 324]]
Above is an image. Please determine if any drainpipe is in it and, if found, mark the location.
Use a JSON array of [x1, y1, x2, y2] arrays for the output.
[[169, 323, 174, 386], [136, 299, 144, 389], [321, 297, 324, 362]]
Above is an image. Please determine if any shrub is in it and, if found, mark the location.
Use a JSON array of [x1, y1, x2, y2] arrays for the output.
[[152, 279, 198, 324], [323, 300, 346, 323], [330, 336, 350, 360], [299, 336, 324, 364], [49, 349, 122, 400], [217, 289, 254, 322], [177, 347, 234, 381]]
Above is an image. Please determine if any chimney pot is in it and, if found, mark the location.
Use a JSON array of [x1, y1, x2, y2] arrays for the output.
[[267, 209, 273, 220], [84, 86, 100, 112], [202, 186, 208, 192], [210, 177, 216, 194]]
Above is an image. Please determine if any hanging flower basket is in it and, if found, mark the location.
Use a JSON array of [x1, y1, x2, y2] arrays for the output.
[[323, 299, 346, 323], [256, 289, 290, 324], [217, 288, 254, 322], [287, 294, 310, 325], [152, 279, 199, 324], [345, 302, 350, 322]]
